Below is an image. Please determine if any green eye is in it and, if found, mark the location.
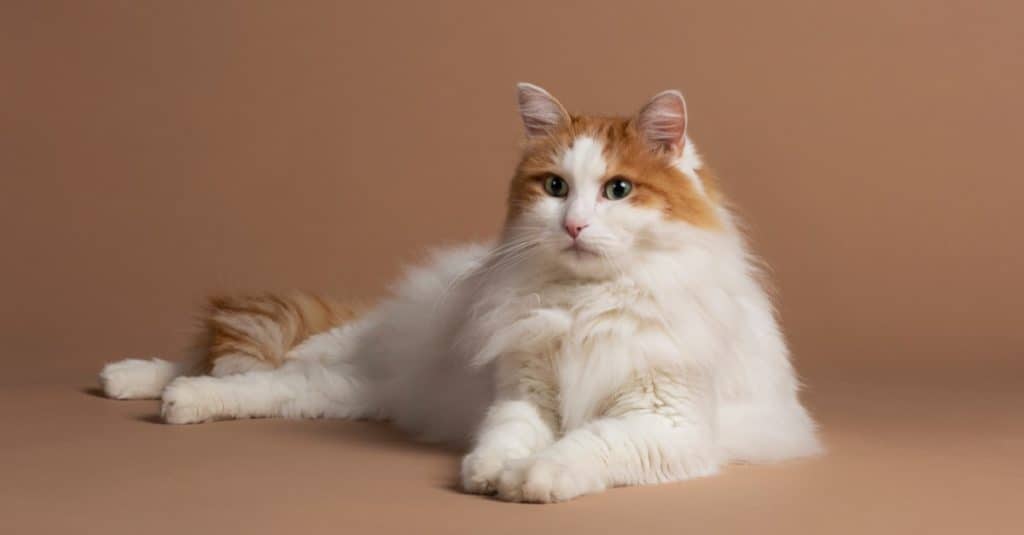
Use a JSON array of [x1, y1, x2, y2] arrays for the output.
[[543, 175, 569, 197], [604, 177, 633, 200]]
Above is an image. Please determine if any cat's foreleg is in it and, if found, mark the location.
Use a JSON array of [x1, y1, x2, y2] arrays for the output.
[[495, 367, 719, 503], [461, 359, 560, 495], [161, 359, 369, 424], [461, 399, 559, 494]]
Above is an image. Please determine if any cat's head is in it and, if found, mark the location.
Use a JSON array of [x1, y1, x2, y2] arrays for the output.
[[503, 83, 724, 279]]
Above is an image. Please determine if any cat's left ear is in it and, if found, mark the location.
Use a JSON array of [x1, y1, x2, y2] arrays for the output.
[[636, 90, 688, 157]]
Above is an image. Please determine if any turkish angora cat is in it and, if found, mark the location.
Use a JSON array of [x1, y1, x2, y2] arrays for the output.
[[100, 83, 821, 503]]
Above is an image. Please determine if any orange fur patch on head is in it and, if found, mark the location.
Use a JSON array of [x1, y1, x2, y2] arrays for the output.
[[506, 114, 722, 229]]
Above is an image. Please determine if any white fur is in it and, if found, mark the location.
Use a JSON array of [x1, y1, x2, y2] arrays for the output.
[[102, 134, 820, 502], [100, 358, 187, 399], [676, 137, 706, 194]]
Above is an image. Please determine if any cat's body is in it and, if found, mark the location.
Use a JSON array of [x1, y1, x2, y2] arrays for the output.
[[100, 84, 820, 502]]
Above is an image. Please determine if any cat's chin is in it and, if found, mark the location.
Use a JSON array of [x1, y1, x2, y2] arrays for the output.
[[552, 247, 620, 280]]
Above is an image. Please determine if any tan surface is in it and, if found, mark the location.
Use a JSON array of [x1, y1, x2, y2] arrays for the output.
[[2, 2, 1022, 533], [3, 362, 1021, 534]]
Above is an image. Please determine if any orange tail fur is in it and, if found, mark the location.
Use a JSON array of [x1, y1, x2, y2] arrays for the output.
[[198, 292, 361, 372]]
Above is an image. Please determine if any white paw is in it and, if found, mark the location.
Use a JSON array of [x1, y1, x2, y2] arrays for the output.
[[99, 358, 168, 399], [461, 448, 523, 495], [161, 377, 220, 424], [496, 457, 600, 503]]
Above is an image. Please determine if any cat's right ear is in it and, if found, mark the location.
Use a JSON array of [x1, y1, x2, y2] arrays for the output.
[[517, 83, 570, 137]]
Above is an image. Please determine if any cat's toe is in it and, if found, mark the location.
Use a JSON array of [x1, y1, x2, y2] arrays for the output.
[[461, 449, 523, 495], [495, 460, 529, 502], [160, 377, 216, 424], [496, 458, 596, 504]]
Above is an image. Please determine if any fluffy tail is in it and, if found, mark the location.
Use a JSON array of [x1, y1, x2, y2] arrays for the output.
[[99, 292, 358, 399]]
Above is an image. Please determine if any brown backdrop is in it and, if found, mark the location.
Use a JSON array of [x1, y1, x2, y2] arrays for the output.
[[1, 2, 1022, 533], [3, 1, 1022, 379]]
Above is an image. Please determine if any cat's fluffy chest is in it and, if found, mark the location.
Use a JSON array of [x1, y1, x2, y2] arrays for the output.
[[495, 278, 681, 431]]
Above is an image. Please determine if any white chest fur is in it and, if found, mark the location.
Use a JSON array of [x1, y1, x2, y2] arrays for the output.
[[490, 278, 686, 432]]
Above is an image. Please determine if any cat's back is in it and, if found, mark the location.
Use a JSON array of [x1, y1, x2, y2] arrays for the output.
[[353, 242, 491, 391]]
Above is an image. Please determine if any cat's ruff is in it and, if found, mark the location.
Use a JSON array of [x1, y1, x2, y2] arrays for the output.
[[99, 84, 821, 503]]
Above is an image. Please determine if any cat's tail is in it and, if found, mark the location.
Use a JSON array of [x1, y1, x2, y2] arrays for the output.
[[99, 292, 359, 399]]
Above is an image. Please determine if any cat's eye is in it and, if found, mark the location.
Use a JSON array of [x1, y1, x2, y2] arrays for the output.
[[543, 175, 569, 197], [603, 177, 633, 200]]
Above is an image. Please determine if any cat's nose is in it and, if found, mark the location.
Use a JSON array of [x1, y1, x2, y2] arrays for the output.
[[564, 221, 589, 239]]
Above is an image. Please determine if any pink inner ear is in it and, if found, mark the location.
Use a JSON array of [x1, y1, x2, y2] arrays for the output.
[[638, 91, 687, 154], [518, 83, 568, 137]]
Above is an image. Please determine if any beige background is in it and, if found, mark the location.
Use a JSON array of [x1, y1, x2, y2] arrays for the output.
[[1, 2, 1021, 534]]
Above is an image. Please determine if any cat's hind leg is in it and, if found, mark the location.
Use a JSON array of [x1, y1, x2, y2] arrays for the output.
[[160, 358, 372, 424], [99, 358, 190, 400], [98, 291, 360, 400]]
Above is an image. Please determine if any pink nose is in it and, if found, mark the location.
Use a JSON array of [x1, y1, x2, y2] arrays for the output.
[[564, 222, 589, 239]]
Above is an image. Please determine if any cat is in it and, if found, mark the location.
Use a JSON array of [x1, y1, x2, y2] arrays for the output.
[[99, 83, 821, 503]]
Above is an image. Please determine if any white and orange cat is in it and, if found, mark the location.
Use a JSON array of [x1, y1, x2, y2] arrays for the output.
[[100, 84, 821, 503]]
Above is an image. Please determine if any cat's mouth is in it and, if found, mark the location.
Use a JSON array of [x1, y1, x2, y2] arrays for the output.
[[564, 242, 599, 258]]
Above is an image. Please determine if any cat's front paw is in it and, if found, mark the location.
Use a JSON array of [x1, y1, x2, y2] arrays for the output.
[[461, 448, 525, 495], [161, 377, 219, 424], [496, 457, 601, 504]]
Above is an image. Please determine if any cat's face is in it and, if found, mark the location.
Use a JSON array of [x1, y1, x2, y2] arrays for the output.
[[503, 84, 722, 279]]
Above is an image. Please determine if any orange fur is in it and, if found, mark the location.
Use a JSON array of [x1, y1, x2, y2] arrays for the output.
[[507, 115, 722, 229], [195, 292, 361, 372]]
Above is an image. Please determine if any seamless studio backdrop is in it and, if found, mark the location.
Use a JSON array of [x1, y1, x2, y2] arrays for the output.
[[2, 2, 1021, 534]]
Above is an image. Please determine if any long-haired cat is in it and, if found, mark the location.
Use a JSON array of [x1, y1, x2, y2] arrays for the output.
[[100, 84, 821, 503]]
